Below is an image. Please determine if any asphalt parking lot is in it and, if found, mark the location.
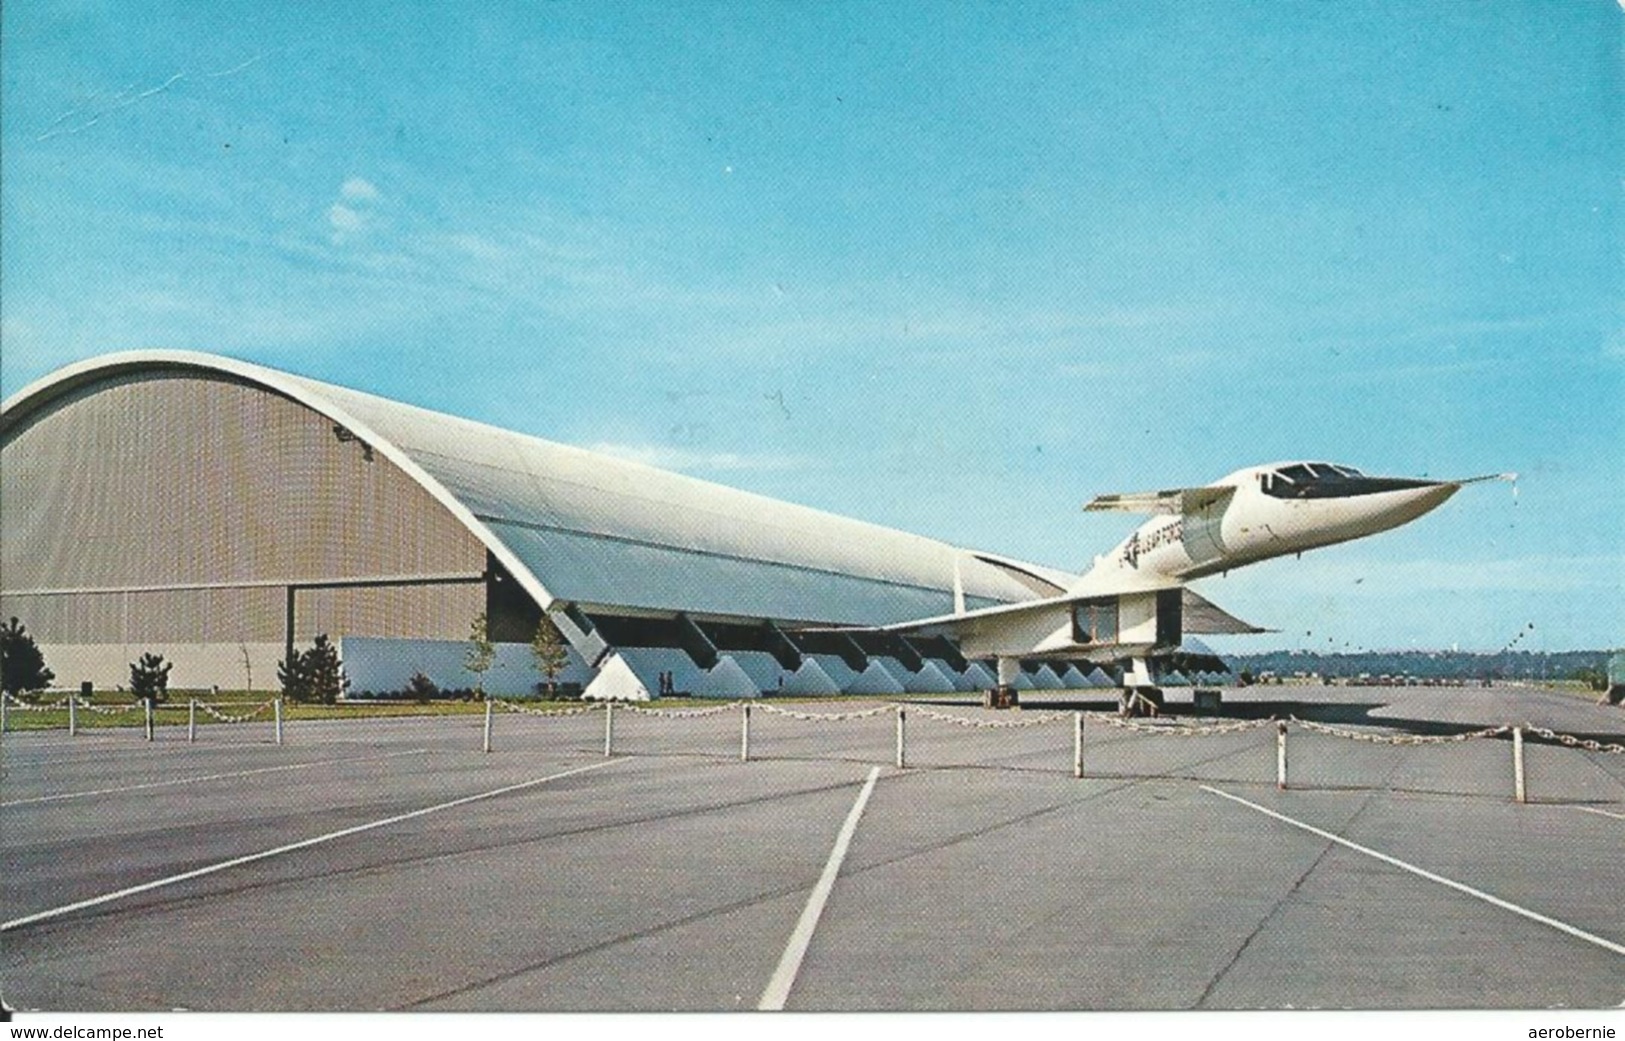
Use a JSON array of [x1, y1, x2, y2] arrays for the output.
[[2, 685, 1621, 1011]]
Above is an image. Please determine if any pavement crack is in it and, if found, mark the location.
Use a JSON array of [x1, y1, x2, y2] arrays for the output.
[[1192, 827, 1340, 1009], [1571, 746, 1625, 797], [1194, 754, 1407, 1009], [846, 740, 1259, 879], [392, 876, 821, 1010]]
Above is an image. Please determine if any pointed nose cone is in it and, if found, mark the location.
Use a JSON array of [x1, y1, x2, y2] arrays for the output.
[[1367, 480, 1459, 533]]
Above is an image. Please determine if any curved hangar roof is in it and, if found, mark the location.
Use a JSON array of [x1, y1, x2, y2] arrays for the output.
[[2, 351, 1071, 626]]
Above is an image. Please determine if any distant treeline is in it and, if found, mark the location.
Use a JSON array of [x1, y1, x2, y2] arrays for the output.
[[1224, 649, 1618, 682]]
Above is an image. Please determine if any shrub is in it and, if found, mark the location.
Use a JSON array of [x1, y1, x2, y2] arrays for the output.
[[129, 652, 173, 704], [1, 617, 54, 695], [405, 671, 439, 704], [1572, 666, 1606, 692], [303, 635, 348, 705], [278, 649, 310, 702], [279, 634, 349, 704]]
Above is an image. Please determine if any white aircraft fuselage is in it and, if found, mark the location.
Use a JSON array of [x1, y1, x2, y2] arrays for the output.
[[1083, 461, 1463, 588], [880, 461, 1507, 680]]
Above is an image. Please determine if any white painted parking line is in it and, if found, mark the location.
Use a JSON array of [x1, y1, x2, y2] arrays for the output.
[[1200, 785, 1625, 959], [2, 757, 626, 932], [0, 749, 436, 807], [1569, 806, 1625, 822], [758, 766, 882, 1011]]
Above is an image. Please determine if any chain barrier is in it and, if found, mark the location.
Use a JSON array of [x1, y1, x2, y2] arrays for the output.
[[753, 702, 897, 722], [1087, 713, 1275, 737], [14, 685, 1623, 767], [616, 700, 744, 719], [1525, 725, 1625, 755], [1287, 716, 1511, 746], [72, 698, 149, 716], [492, 699, 607, 718], [907, 705, 1072, 729], [195, 700, 276, 724], [0, 693, 77, 712]]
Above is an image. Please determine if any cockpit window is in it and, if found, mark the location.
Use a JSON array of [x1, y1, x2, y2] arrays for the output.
[[1261, 462, 1375, 497], [1276, 464, 1316, 484]]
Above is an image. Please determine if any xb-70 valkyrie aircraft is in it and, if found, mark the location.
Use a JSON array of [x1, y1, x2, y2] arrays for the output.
[[854, 461, 1511, 705]]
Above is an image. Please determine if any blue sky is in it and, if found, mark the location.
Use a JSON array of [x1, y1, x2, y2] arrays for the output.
[[3, 1, 1620, 651]]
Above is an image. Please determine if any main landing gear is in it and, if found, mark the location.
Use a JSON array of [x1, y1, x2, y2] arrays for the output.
[[986, 657, 1022, 710], [1119, 686, 1163, 717], [1119, 656, 1161, 716], [983, 686, 1020, 709]]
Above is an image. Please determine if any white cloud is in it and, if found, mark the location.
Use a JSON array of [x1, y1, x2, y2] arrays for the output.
[[441, 233, 508, 261], [326, 179, 386, 244], [327, 203, 364, 233], [340, 177, 381, 202]]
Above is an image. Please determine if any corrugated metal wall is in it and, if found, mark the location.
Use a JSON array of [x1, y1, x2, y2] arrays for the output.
[[1, 372, 486, 659]]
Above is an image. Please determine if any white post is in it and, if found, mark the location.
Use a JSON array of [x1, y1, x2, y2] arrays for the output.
[[1513, 726, 1526, 804], [274, 698, 284, 745], [68, 695, 77, 737], [483, 698, 494, 753], [741, 702, 751, 762], [895, 705, 907, 769], [188, 699, 197, 744], [144, 698, 154, 742], [1276, 721, 1288, 790], [1074, 711, 1084, 779], [604, 700, 614, 757]]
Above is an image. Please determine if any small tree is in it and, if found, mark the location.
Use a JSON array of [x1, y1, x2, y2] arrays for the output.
[[302, 635, 349, 705], [279, 635, 348, 704], [465, 611, 495, 700], [405, 671, 439, 704], [277, 647, 311, 702], [1, 617, 54, 695], [531, 614, 571, 699], [129, 652, 173, 704]]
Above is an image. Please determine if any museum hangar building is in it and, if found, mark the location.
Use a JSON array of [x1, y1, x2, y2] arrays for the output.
[[1, 351, 1131, 699]]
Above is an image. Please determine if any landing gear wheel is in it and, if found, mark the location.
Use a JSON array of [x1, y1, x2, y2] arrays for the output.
[[983, 686, 1020, 709]]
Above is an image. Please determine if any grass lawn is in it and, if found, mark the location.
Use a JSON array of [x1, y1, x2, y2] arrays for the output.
[[0, 690, 562, 732], [1, 688, 958, 733]]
